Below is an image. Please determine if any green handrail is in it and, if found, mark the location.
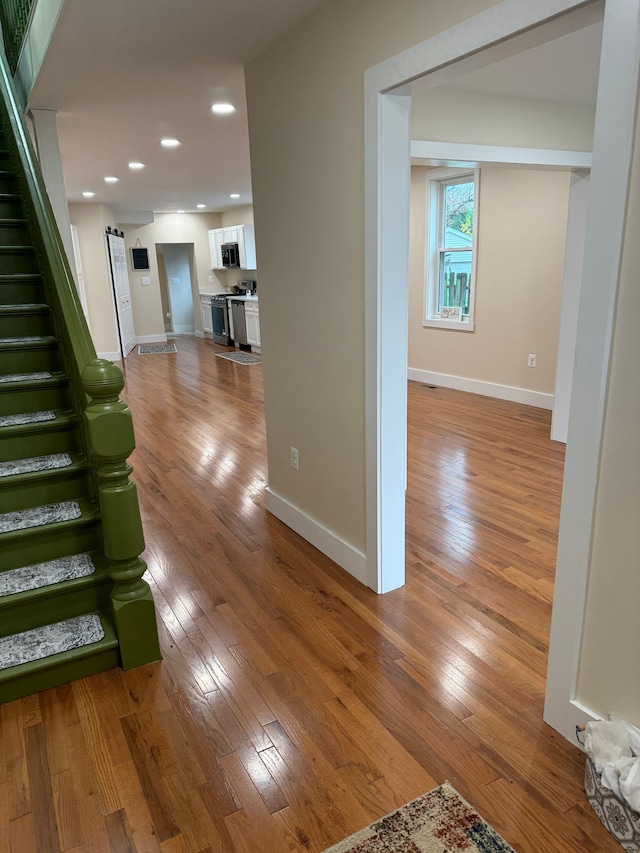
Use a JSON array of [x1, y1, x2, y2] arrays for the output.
[[0, 0, 36, 73], [0, 39, 96, 373]]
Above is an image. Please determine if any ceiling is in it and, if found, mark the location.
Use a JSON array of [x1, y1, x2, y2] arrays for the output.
[[28, 0, 328, 214], [29, 1, 603, 217]]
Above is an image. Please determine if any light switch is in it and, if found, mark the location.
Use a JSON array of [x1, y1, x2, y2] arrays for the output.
[[141, 276, 150, 285], [208, 275, 214, 283], [172, 277, 180, 284]]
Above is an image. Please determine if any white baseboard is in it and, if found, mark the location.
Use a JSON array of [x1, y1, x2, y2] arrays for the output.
[[544, 698, 601, 748], [135, 334, 168, 345], [407, 367, 554, 410], [97, 350, 122, 362], [195, 331, 205, 339], [265, 487, 367, 586]]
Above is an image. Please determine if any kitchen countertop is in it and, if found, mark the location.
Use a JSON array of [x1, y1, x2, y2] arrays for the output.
[[199, 292, 258, 301]]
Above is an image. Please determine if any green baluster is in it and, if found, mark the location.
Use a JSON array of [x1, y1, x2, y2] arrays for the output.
[[82, 359, 161, 670]]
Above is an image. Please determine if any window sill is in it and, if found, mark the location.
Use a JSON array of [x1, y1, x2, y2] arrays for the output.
[[423, 318, 475, 332]]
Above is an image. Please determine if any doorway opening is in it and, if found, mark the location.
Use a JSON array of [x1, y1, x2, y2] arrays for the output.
[[156, 243, 197, 335], [366, 0, 640, 741]]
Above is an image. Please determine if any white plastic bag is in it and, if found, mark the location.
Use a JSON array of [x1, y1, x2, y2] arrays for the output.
[[584, 720, 630, 774]]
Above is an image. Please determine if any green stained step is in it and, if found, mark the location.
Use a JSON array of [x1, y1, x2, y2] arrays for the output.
[[0, 497, 102, 572], [0, 302, 52, 336], [0, 453, 94, 514], [0, 409, 81, 462], [0, 610, 120, 704], [0, 245, 38, 275], [0, 219, 30, 245], [0, 335, 60, 374], [0, 273, 44, 305], [0, 553, 113, 637], [0, 373, 70, 417]]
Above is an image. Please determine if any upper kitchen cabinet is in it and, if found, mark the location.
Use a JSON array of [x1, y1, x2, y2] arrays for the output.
[[208, 224, 257, 270]]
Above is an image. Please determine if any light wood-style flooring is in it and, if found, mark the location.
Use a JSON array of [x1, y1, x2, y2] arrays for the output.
[[0, 336, 618, 852]]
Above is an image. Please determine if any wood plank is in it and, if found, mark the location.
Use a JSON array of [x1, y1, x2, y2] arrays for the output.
[[51, 770, 83, 852], [4, 339, 621, 853], [24, 722, 60, 853]]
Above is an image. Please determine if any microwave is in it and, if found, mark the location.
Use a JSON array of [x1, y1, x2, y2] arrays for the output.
[[221, 242, 240, 268]]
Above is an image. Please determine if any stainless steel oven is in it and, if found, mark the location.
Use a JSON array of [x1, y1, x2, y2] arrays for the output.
[[210, 295, 231, 345]]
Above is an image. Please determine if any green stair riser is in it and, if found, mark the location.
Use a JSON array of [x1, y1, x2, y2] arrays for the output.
[[0, 224, 30, 245], [0, 342, 60, 374], [0, 577, 114, 638], [0, 278, 45, 304], [0, 310, 52, 337], [0, 175, 19, 195], [0, 383, 70, 417], [0, 420, 81, 463], [0, 200, 24, 218], [0, 514, 102, 571], [0, 635, 121, 703], [0, 250, 38, 275], [0, 467, 95, 514]]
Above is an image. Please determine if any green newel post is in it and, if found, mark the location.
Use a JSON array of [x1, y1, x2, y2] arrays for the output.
[[82, 358, 161, 670]]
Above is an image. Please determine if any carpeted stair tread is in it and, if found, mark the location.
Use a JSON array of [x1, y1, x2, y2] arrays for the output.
[[0, 500, 81, 534], [0, 410, 55, 427], [0, 614, 105, 671], [0, 303, 48, 312], [0, 371, 52, 384], [0, 553, 96, 596], [0, 452, 72, 478], [0, 336, 44, 344]]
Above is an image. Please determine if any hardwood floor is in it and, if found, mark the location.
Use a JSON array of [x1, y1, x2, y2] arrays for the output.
[[0, 336, 617, 852]]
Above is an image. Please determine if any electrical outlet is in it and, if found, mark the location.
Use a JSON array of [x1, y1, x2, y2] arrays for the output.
[[290, 447, 299, 470], [528, 353, 537, 368], [141, 276, 150, 285]]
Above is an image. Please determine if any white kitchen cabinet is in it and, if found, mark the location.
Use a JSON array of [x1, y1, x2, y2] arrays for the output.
[[245, 301, 260, 348], [208, 225, 257, 270], [223, 226, 238, 244], [200, 295, 213, 336], [208, 230, 225, 269], [237, 224, 257, 270]]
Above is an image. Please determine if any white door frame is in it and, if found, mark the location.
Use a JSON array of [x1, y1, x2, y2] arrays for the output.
[[364, 0, 640, 741]]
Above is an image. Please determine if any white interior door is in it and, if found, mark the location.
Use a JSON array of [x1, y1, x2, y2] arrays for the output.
[[70, 223, 90, 329], [106, 232, 136, 357]]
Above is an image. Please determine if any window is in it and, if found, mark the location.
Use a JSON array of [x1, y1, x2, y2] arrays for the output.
[[425, 168, 479, 330]]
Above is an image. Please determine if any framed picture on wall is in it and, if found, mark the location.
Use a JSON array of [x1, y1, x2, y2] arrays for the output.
[[130, 247, 150, 271]]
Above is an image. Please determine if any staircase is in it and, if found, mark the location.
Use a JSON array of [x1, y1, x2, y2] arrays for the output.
[[0, 49, 160, 703]]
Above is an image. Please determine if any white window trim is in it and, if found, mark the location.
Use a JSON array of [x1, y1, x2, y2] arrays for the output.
[[424, 166, 480, 332]]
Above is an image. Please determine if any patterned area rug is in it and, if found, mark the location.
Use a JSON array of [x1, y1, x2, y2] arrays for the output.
[[322, 783, 517, 852], [138, 343, 178, 354], [216, 351, 262, 365]]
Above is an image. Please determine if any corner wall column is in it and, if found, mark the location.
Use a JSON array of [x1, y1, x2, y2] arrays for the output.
[[29, 108, 75, 276]]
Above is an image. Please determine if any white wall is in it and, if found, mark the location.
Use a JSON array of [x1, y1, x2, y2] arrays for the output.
[[412, 88, 595, 151], [245, 0, 501, 559], [122, 212, 223, 336], [68, 202, 119, 357], [408, 165, 571, 404]]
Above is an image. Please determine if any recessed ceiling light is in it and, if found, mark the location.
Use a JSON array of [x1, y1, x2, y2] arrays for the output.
[[196, 204, 206, 209], [128, 162, 145, 170], [82, 191, 95, 198], [229, 193, 240, 199], [161, 138, 180, 148], [177, 210, 185, 213], [211, 102, 235, 115], [104, 176, 118, 183]]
